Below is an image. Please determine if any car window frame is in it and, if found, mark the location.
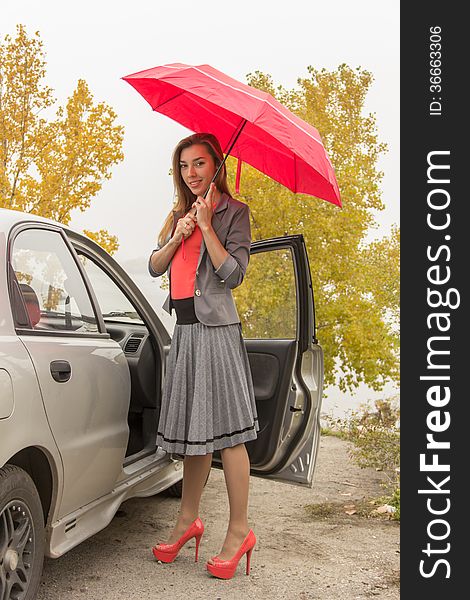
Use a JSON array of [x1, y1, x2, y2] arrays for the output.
[[234, 244, 299, 341], [7, 222, 110, 338], [249, 235, 316, 352], [76, 252, 147, 327], [66, 229, 172, 351]]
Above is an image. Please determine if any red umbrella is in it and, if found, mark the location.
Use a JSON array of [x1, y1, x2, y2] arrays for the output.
[[122, 63, 341, 207]]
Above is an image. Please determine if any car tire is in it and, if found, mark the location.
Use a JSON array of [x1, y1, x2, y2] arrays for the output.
[[165, 471, 210, 498], [165, 479, 183, 498], [0, 465, 45, 600]]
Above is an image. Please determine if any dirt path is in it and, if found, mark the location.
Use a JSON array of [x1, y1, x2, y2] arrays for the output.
[[38, 436, 400, 599]]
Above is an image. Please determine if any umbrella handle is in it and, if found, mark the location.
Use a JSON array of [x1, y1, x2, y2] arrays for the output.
[[203, 119, 247, 198]]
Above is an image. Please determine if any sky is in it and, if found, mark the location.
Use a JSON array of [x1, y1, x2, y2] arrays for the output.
[[3, 0, 400, 415]]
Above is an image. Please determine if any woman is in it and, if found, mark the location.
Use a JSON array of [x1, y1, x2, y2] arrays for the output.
[[148, 133, 258, 579]]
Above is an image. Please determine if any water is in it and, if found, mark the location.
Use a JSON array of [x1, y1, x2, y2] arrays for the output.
[[321, 381, 399, 420]]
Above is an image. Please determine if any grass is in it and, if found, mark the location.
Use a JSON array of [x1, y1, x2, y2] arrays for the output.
[[305, 498, 398, 521], [320, 398, 400, 521]]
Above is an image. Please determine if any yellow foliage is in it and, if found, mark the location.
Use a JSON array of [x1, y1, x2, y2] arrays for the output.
[[0, 25, 124, 229], [233, 248, 296, 339], [82, 229, 119, 256]]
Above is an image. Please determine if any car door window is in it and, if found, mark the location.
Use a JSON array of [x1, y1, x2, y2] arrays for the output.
[[77, 255, 144, 324], [233, 248, 297, 339], [11, 228, 98, 333]]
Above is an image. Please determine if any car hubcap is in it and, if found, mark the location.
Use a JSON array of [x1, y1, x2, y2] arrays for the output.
[[4, 550, 18, 572], [0, 501, 34, 599]]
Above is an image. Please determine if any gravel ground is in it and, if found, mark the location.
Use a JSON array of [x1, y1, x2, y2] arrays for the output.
[[38, 435, 400, 599]]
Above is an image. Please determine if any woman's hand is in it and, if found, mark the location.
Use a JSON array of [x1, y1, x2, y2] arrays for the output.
[[171, 212, 197, 243], [192, 183, 216, 232]]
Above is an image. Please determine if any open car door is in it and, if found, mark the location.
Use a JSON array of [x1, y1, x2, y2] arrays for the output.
[[229, 235, 323, 487]]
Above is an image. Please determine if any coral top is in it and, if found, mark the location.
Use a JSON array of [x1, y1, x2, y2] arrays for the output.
[[170, 224, 203, 299]]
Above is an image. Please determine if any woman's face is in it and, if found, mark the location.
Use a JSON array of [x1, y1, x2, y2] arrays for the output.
[[179, 143, 217, 197]]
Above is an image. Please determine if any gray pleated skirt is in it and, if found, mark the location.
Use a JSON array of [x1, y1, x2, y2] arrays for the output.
[[156, 322, 259, 456]]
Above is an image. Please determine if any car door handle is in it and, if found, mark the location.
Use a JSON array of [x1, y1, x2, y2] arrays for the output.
[[50, 360, 72, 383]]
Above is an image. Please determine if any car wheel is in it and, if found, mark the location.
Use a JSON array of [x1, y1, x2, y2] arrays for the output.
[[165, 479, 183, 498], [0, 465, 45, 600], [165, 471, 210, 498]]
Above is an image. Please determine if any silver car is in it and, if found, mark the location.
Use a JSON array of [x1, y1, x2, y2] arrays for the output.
[[0, 207, 324, 599]]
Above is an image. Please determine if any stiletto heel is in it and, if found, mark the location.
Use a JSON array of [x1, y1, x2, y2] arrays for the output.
[[152, 517, 204, 563], [246, 547, 253, 575], [206, 530, 256, 579], [195, 533, 203, 562]]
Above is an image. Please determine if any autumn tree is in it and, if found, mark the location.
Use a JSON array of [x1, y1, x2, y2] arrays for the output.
[[0, 25, 123, 254], [230, 66, 399, 391], [82, 229, 119, 255]]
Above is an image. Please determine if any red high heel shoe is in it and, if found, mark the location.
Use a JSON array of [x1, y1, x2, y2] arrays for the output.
[[206, 530, 256, 579], [152, 517, 204, 563]]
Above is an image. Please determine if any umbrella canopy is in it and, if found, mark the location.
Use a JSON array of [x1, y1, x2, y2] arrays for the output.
[[122, 63, 341, 207]]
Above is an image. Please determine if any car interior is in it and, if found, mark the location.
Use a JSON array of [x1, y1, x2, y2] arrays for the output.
[[104, 323, 161, 465], [19, 283, 41, 327]]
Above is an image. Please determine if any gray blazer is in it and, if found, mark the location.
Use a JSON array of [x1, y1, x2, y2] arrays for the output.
[[148, 193, 251, 326]]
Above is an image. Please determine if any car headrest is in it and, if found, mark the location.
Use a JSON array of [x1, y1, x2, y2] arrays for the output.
[[19, 283, 41, 327]]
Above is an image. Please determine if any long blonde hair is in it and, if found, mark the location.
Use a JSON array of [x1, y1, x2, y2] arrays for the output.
[[157, 133, 231, 247]]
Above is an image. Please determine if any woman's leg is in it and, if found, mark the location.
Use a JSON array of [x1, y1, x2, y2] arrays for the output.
[[163, 453, 212, 544], [207, 443, 251, 563]]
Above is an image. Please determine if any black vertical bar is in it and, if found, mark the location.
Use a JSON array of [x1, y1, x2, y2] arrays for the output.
[[401, 3, 464, 597]]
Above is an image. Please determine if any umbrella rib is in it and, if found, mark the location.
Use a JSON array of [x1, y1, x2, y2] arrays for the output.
[[152, 89, 186, 111], [187, 66, 327, 152]]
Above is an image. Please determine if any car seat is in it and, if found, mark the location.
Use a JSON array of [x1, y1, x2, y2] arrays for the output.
[[19, 283, 41, 327]]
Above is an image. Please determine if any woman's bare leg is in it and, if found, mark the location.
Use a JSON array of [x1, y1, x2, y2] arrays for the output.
[[207, 443, 251, 563], [163, 453, 212, 544]]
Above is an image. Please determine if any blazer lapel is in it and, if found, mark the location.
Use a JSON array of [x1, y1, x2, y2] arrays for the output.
[[196, 192, 229, 269], [211, 192, 229, 235]]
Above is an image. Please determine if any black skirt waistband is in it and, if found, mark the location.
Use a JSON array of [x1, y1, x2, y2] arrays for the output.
[[172, 297, 200, 324]]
